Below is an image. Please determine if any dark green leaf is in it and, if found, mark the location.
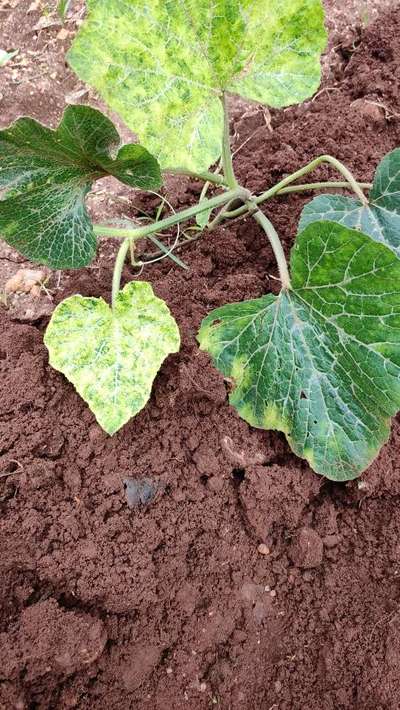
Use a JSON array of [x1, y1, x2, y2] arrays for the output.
[[299, 148, 400, 256], [198, 221, 400, 481], [0, 105, 161, 268]]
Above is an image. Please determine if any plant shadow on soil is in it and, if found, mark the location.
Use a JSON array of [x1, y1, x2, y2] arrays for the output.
[[2, 6, 400, 710]]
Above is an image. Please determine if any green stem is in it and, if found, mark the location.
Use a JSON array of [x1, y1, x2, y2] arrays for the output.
[[221, 93, 237, 189], [112, 238, 131, 309], [223, 155, 370, 221], [108, 186, 248, 305], [278, 180, 372, 195], [321, 156, 368, 204], [248, 201, 291, 290], [163, 168, 226, 186], [94, 187, 245, 240], [194, 160, 224, 226], [208, 196, 240, 231], [198, 179, 211, 209], [222, 181, 372, 220]]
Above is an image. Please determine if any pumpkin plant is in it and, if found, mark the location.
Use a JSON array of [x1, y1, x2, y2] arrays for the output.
[[2, 0, 400, 481]]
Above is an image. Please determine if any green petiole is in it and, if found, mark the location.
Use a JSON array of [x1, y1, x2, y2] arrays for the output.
[[221, 93, 238, 190], [247, 201, 291, 290]]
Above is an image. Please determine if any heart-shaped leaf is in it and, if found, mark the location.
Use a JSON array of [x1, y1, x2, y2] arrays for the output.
[[0, 105, 161, 269], [44, 281, 180, 434], [68, 0, 326, 172], [299, 149, 400, 256], [198, 221, 400, 481]]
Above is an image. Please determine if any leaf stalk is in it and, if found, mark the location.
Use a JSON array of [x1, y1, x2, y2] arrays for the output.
[[247, 201, 291, 290], [112, 238, 131, 309], [221, 93, 238, 189]]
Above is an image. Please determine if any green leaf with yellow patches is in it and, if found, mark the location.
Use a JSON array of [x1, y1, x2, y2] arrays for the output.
[[44, 281, 180, 434], [299, 149, 400, 256], [0, 105, 161, 269], [68, 0, 326, 171], [198, 221, 400, 481]]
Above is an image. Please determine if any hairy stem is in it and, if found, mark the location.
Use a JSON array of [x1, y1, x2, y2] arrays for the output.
[[108, 187, 249, 305], [221, 155, 370, 222], [131, 182, 372, 260], [259, 154, 369, 205], [197, 179, 212, 213], [163, 167, 226, 185], [321, 156, 369, 204], [105, 150, 369, 302], [194, 161, 224, 226], [277, 180, 372, 195], [95, 187, 246, 240], [247, 201, 291, 290], [112, 238, 131, 309], [207, 194, 243, 230], [222, 181, 372, 220], [221, 93, 237, 189]]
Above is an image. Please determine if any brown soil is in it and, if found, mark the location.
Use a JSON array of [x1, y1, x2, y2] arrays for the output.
[[2, 3, 400, 710]]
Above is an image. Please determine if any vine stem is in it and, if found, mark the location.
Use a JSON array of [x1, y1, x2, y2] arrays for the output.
[[208, 180, 371, 230], [321, 156, 368, 204], [220, 181, 372, 221], [259, 154, 369, 204], [217, 154, 370, 223], [95, 186, 245, 240], [136, 182, 372, 262], [109, 186, 250, 305], [163, 168, 226, 185], [247, 201, 291, 290], [276, 180, 372, 196]]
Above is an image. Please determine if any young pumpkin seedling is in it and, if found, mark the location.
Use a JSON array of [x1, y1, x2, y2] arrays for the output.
[[2, 0, 400, 480]]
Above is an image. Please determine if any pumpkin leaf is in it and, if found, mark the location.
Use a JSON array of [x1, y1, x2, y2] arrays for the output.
[[44, 281, 180, 434], [299, 148, 400, 256], [68, 0, 326, 171], [0, 105, 161, 268], [198, 221, 400, 481]]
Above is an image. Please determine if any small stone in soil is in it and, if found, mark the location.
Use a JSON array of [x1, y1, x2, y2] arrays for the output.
[[257, 543, 270, 555], [123, 477, 161, 509]]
